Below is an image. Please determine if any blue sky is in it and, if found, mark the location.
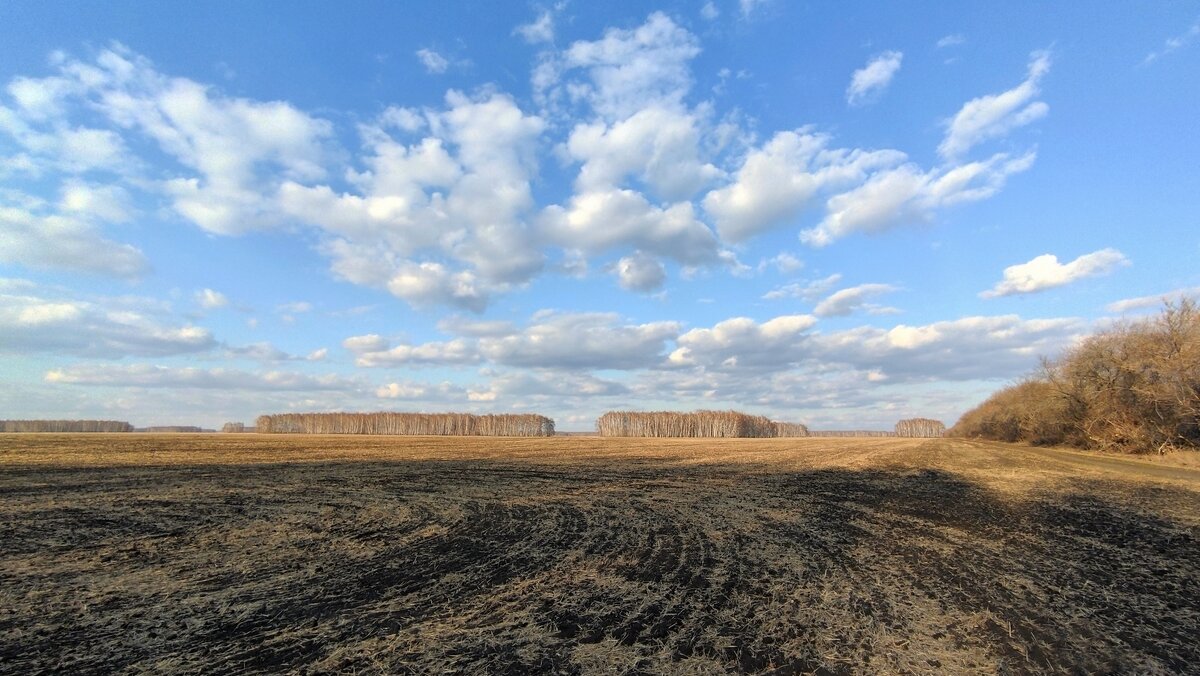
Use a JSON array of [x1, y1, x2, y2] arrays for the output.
[[1, 1, 1197, 430]]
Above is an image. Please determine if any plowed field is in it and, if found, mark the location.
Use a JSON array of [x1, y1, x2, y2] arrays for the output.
[[1, 434, 1197, 674]]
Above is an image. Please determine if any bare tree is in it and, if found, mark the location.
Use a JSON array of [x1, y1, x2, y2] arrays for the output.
[[596, 410, 805, 438], [0, 420, 134, 432], [255, 412, 555, 436], [894, 418, 946, 437]]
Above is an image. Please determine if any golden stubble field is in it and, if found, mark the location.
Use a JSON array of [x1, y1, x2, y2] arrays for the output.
[[1, 434, 1197, 674]]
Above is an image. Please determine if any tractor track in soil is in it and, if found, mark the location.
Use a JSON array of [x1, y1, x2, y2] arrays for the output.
[[0, 435, 1197, 674]]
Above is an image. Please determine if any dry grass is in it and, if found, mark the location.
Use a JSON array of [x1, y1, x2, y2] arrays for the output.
[[1, 434, 1198, 674]]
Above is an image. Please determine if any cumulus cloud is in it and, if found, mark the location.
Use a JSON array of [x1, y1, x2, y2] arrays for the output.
[[846, 51, 903, 106], [0, 285, 214, 358], [0, 198, 147, 278], [345, 335, 480, 367], [45, 363, 358, 391], [811, 314, 1084, 382], [478, 311, 680, 370], [703, 130, 905, 242], [614, 251, 667, 292], [669, 314, 817, 371], [195, 288, 228, 309], [981, 248, 1130, 298], [10, 44, 334, 235], [541, 188, 722, 265], [565, 105, 722, 201], [555, 12, 701, 119], [376, 380, 466, 400], [813, 283, 899, 317], [415, 48, 449, 74], [939, 51, 1050, 160], [802, 151, 1035, 246]]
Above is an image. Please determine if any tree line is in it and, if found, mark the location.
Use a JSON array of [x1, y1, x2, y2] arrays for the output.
[[0, 420, 134, 433], [596, 410, 809, 438], [950, 299, 1199, 454], [255, 412, 555, 436], [894, 418, 946, 437]]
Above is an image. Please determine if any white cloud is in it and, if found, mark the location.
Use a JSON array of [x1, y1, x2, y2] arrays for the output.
[[478, 311, 680, 370], [342, 334, 389, 353], [32, 45, 335, 235], [541, 188, 722, 265], [59, 182, 131, 222], [981, 248, 1130, 298], [306, 348, 328, 361], [846, 51, 903, 106], [758, 252, 804, 275], [1143, 18, 1200, 65], [669, 314, 817, 370], [740, 0, 770, 18], [703, 130, 906, 242], [813, 283, 899, 317], [558, 12, 701, 119], [195, 288, 228, 309], [1106, 287, 1200, 313], [415, 48, 450, 74], [939, 50, 1050, 160], [345, 335, 480, 367], [280, 90, 546, 309], [0, 198, 147, 278], [0, 285, 214, 358], [802, 151, 1035, 246], [811, 314, 1085, 381], [937, 34, 967, 49], [45, 363, 358, 391], [277, 301, 312, 314], [614, 251, 667, 292], [565, 106, 722, 201], [515, 11, 555, 44], [763, 273, 842, 301], [385, 261, 489, 313], [700, 2, 719, 20], [376, 380, 466, 400]]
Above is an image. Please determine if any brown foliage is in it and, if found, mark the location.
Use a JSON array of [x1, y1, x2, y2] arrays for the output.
[[0, 420, 134, 433], [596, 410, 807, 438], [221, 422, 246, 433], [951, 298, 1200, 453], [894, 418, 946, 438], [255, 412, 555, 436]]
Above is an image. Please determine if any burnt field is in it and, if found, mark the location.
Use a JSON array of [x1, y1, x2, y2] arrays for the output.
[[1, 435, 1198, 674]]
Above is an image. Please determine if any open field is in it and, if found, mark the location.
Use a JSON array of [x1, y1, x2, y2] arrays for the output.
[[1, 435, 1198, 674]]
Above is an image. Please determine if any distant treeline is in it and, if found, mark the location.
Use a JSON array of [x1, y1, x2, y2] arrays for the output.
[[809, 430, 896, 438], [255, 412, 555, 436], [0, 420, 134, 433], [139, 426, 207, 433], [951, 299, 1199, 454], [596, 410, 808, 438]]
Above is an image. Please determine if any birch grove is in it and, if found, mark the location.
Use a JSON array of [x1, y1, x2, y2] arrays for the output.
[[255, 412, 555, 436], [596, 411, 808, 438], [894, 418, 947, 437], [0, 420, 134, 432]]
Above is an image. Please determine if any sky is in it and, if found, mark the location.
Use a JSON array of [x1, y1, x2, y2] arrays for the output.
[[1, 1, 1197, 431]]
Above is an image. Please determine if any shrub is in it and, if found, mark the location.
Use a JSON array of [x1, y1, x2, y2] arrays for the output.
[[951, 298, 1200, 453]]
